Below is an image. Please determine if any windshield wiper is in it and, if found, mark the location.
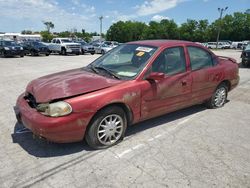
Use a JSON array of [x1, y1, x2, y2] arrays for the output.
[[89, 65, 99, 74], [94, 66, 120, 79]]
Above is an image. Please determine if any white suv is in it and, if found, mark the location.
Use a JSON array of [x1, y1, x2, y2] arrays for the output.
[[49, 38, 81, 55]]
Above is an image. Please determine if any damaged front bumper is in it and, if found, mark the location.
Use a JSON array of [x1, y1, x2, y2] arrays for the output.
[[14, 93, 89, 143]]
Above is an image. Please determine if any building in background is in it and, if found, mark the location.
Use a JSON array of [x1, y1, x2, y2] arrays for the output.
[[0, 33, 41, 41]]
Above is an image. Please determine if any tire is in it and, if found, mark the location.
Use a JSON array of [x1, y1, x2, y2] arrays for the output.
[[30, 50, 36, 56], [205, 83, 228, 109], [91, 52, 95, 55], [241, 61, 248, 67], [20, 54, 24, 58], [101, 50, 105, 55], [61, 48, 67, 55], [81, 50, 85, 55], [3, 51, 7, 57], [45, 53, 50, 56], [85, 106, 127, 149]]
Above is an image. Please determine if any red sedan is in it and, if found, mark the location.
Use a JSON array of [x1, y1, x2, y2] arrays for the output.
[[15, 40, 239, 149]]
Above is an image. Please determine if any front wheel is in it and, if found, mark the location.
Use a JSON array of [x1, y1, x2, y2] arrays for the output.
[[205, 83, 228, 109], [85, 106, 127, 149], [61, 48, 67, 55]]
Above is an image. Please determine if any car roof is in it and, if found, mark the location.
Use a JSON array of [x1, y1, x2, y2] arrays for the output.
[[127, 40, 195, 47]]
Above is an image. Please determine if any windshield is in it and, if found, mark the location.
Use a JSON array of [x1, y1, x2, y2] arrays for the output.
[[245, 44, 250, 51], [88, 44, 157, 80], [61, 39, 72, 43], [3, 41, 17, 46], [32, 42, 45, 46]]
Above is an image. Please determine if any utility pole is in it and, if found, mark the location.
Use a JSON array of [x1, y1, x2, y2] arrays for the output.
[[216, 7, 228, 49], [99, 16, 103, 40]]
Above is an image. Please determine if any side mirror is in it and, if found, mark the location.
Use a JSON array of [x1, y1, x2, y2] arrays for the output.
[[146, 72, 165, 80]]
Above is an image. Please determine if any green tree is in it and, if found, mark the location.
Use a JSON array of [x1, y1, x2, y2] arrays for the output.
[[40, 31, 53, 42], [179, 19, 198, 41], [106, 21, 147, 42], [43, 21, 54, 33], [21, 30, 32, 34]]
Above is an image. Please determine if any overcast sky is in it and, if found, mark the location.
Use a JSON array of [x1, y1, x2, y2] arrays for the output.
[[0, 0, 249, 33]]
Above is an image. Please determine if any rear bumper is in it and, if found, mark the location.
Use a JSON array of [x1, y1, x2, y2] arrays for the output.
[[14, 93, 89, 143]]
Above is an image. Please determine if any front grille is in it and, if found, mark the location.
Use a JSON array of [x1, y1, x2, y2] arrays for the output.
[[68, 45, 80, 50], [24, 93, 38, 108]]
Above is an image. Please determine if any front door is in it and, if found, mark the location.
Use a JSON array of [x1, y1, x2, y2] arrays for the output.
[[140, 46, 192, 120]]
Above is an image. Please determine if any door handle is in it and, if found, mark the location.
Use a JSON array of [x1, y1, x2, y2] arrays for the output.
[[181, 80, 187, 86]]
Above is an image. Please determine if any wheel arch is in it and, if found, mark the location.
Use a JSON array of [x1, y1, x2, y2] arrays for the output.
[[220, 80, 231, 91], [85, 102, 134, 136]]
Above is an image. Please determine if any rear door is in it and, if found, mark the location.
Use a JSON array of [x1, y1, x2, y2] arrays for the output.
[[141, 46, 192, 119], [186, 46, 223, 103]]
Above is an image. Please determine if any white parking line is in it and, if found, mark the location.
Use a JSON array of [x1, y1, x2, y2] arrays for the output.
[[154, 134, 162, 138], [132, 144, 145, 150], [116, 114, 197, 158], [116, 149, 132, 158]]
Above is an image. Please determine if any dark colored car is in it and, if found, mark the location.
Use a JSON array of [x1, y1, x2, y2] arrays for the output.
[[241, 44, 250, 67], [22, 41, 50, 56], [15, 40, 239, 149], [0, 40, 24, 57]]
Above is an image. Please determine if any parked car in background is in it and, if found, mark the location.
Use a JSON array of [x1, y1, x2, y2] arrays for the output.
[[93, 43, 113, 54], [207, 42, 222, 49], [21, 41, 50, 56], [15, 40, 239, 149], [231, 42, 243, 49], [75, 40, 95, 55], [242, 41, 250, 50], [220, 42, 231, 49], [206, 42, 229, 49], [103, 41, 119, 48], [0, 39, 24, 57], [241, 43, 250, 67], [49, 38, 81, 55]]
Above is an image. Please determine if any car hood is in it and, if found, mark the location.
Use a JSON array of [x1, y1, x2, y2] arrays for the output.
[[26, 68, 123, 103]]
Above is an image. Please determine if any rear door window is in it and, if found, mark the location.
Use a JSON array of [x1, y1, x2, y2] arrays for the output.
[[187, 46, 213, 71]]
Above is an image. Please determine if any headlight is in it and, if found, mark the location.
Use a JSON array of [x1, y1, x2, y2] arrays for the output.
[[65, 45, 70, 49], [37, 101, 72, 117], [4, 47, 10, 50], [20, 47, 23, 50]]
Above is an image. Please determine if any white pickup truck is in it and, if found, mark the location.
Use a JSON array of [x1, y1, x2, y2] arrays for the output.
[[49, 38, 81, 55]]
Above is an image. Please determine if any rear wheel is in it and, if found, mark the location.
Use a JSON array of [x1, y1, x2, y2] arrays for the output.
[[205, 83, 228, 109], [85, 106, 127, 149], [30, 50, 36, 56]]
